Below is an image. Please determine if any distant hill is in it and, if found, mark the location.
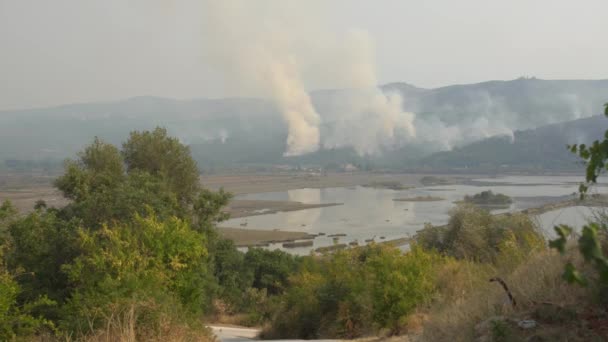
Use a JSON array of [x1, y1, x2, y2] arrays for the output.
[[418, 115, 608, 172], [1, 78, 607, 172]]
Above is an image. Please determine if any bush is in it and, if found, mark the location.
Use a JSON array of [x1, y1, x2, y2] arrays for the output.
[[417, 204, 545, 265], [61, 213, 214, 337], [262, 244, 444, 339], [463, 190, 512, 205], [0, 201, 55, 340]]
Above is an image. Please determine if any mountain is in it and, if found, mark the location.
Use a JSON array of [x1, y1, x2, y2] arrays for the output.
[[418, 115, 608, 172], [1, 78, 607, 172]]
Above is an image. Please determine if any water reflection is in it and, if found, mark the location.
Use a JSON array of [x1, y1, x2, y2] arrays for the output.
[[285, 188, 321, 227], [224, 176, 606, 255]]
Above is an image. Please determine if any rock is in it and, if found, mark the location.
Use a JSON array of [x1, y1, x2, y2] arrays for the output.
[[518, 319, 537, 329]]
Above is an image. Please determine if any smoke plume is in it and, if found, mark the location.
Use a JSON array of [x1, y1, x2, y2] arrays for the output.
[[202, 2, 321, 156], [202, 1, 416, 156]]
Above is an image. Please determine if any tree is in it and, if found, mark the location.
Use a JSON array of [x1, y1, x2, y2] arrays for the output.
[[5, 129, 234, 338], [7, 210, 80, 304], [551, 103, 608, 288], [0, 202, 55, 339], [54, 135, 194, 227], [244, 248, 299, 296], [61, 214, 214, 336], [569, 103, 608, 194], [122, 127, 200, 206], [55, 137, 124, 202]]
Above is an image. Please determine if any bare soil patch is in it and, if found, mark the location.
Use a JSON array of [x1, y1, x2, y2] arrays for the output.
[[226, 199, 341, 218], [217, 227, 315, 247]]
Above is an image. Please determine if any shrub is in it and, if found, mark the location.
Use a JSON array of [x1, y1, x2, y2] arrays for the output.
[[0, 201, 55, 340], [61, 213, 214, 338], [263, 244, 444, 339], [463, 190, 512, 205], [417, 204, 545, 265]]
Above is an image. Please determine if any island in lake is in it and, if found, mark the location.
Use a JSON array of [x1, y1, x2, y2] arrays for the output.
[[458, 190, 513, 208]]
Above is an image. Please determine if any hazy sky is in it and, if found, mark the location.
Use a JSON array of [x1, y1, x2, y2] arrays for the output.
[[1, 0, 607, 110]]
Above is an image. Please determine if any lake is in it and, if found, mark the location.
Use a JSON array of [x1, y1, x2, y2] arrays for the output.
[[221, 176, 607, 255]]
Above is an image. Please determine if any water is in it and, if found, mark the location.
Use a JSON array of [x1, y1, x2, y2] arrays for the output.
[[222, 176, 605, 255]]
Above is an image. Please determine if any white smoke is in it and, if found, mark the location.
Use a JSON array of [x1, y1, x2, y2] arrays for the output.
[[201, 2, 536, 157], [202, 1, 321, 156], [202, 2, 416, 156], [317, 30, 416, 155]]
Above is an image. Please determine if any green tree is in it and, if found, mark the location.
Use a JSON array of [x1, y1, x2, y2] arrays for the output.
[[551, 104, 608, 289], [569, 103, 608, 193], [7, 210, 80, 305], [122, 127, 200, 206], [211, 238, 252, 308], [263, 245, 444, 339], [55, 135, 195, 227], [5, 129, 236, 338], [194, 188, 232, 233], [62, 213, 213, 336], [418, 204, 544, 265], [0, 202, 55, 340], [244, 248, 299, 296], [55, 137, 124, 202]]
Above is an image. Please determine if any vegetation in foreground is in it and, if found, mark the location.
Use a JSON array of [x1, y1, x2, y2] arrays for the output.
[[0, 128, 302, 341], [463, 190, 513, 206], [2, 104, 608, 341]]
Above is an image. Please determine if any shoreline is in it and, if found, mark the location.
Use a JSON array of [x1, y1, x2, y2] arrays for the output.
[[226, 200, 342, 218], [415, 195, 608, 238]]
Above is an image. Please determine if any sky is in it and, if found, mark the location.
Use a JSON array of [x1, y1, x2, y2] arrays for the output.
[[0, 0, 607, 110]]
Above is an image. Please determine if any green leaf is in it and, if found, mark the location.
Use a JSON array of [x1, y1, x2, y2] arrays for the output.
[[562, 262, 587, 286], [549, 225, 572, 254], [578, 223, 604, 262]]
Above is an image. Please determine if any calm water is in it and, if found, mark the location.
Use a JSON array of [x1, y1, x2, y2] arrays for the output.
[[222, 176, 606, 255]]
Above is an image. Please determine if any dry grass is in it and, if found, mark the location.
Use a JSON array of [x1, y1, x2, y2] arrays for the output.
[[56, 305, 214, 342], [422, 249, 595, 341]]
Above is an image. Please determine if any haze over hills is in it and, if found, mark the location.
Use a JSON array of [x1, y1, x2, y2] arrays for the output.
[[419, 114, 608, 172], [1, 77, 607, 172]]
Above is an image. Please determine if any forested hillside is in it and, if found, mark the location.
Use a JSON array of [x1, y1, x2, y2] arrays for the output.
[[2, 78, 607, 172], [419, 115, 608, 172]]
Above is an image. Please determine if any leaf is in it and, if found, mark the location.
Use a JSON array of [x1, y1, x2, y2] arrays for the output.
[[578, 223, 604, 262], [549, 225, 572, 254], [562, 262, 587, 286]]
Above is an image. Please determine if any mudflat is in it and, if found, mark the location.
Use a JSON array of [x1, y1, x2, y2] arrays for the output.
[[227, 199, 342, 218], [217, 227, 315, 247]]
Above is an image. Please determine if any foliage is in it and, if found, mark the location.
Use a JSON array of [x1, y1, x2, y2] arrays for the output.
[[55, 137, 185, 228], [1, 128, 235, 339], [244, 248, 300, 296], [551, 104, 608, 291], [7, 209, 80, 306], [568, 103, 608, 194], [194, 188, 232, 232], [61, 213, 213, 336], [0, 201, 56, 340], [210, 238, 251, 309], [122, 127, 200, 206], [464, 190, 512, 205], [55, 137, 124, 203], [263, 244, 444, 339], [417, 204, 544, 265]]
